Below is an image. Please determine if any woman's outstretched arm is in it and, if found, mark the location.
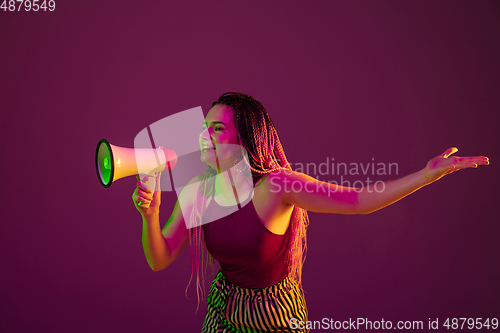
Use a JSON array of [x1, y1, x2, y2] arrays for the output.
[[273, 147, 489, 214], [356, 147, 489, 214]]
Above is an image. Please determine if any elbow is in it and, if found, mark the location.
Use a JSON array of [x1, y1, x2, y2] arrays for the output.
[[151, 264, 167, 272], [354, 198, 377, 215], [360, 207, 380, 215], [150, 260, 171, 272], [356, 206, 376, 215], [347, 193, 372, 215], [349, 201, 370, 215]]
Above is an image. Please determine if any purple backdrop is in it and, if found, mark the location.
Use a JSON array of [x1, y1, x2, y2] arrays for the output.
[[1, 1, 499, 332]]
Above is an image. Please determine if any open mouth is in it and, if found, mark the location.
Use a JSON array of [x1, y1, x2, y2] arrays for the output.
[[201, 145, 216, 152]]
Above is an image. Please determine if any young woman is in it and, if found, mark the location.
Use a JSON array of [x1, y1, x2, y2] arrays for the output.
[[132, 92, 489, 333]]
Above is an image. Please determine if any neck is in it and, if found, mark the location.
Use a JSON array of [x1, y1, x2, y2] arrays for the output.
[[214, 164, 253, 206]]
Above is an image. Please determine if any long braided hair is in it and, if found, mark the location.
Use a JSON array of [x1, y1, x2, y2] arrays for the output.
[[187, 92, 310, 310]]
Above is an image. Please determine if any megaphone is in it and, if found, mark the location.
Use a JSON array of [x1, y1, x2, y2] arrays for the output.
[[95, 139, 178, 207]]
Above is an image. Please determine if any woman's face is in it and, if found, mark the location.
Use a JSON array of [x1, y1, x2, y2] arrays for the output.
[[199, 104, 241, 170]]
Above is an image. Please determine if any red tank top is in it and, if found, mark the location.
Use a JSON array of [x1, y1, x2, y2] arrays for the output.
[[202, 185, 292, 289]]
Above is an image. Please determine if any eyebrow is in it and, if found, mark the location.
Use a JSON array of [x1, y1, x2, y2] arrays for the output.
[[204, 121, 227, 126]]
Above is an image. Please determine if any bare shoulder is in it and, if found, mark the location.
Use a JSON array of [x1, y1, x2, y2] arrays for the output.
[[261, 169, 311, 190], [252, 170, 296, 234], [253, 169, 302, 205]]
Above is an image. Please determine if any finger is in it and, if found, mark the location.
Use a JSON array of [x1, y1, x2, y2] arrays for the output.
[[138, 187, 153, 198], [457, 156, 488, 161], [456, 158, 488, 166], [457, 156, 489, 165], [443, 165, 456, 175], [137, 196, 152, 205], [137, 199, 150, 207], [133, 190, 150, 207], [155, 171, 162, 192], [139, 197, 152, 205], [137, 188, 153, 197], [453, 162, 478, 170], [137, 181, 153, 193], [137, 191, 153, 201], [134, 190, 152, 204], [441, 147, 458, 158]]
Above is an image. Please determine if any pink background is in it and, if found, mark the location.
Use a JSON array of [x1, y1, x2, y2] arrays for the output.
[[1, 1, 499, 332]]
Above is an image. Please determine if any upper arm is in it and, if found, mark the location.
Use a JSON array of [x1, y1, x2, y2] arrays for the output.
[[160, 175, 202, 263], [160, 198, 190, 264], [269, 170, 363, 214]]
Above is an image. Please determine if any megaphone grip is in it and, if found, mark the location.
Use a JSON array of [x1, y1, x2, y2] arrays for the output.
[[139, 172, 158, 208]]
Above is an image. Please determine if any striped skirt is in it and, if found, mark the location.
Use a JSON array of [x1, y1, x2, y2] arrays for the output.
[[202, 270, 309, 333]]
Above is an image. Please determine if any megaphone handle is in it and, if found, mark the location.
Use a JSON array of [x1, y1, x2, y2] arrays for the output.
[[139, 172, 157, 208]]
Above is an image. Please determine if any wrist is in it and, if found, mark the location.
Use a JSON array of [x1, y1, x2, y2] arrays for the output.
[[418, 168, 432, 186], [142, 211, 160, 224]]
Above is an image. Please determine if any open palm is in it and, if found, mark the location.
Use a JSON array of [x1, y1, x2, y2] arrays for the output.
[[423, 147, 489, 184]]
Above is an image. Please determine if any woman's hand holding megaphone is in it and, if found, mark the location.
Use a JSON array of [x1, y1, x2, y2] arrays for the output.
[[133, 171, 162, 217]]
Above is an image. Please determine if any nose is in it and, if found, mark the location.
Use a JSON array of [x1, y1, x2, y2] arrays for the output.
[[199, 127, 212, 143]]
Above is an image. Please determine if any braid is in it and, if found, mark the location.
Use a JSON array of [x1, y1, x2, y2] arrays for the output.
[[187, 92, 310, 310]]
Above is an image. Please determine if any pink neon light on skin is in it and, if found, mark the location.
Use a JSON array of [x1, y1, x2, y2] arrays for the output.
[[133, 103, 490, 272], [199, 104, 242, 173]]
